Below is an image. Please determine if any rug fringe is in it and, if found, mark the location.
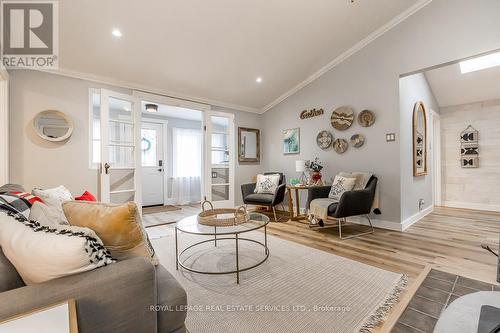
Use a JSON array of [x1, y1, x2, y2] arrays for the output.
[[358, 274, 409, 333]]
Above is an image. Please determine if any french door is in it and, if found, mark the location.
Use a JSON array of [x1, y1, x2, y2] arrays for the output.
[[99, 89, 141, 207], [204, 111, 235, 208]]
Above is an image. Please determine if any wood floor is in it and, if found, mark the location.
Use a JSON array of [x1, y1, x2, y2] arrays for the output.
[[265, 206, 500, 285]]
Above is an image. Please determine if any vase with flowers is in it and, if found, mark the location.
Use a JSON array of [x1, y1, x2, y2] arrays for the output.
[[306, 158, 324, 186]]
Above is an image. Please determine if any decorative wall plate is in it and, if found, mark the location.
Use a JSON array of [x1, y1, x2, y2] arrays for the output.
[[350, 134, 365, 148], [331, 107, 354, 130], [333, 138, 348, 154], [316, 131, 333, 150], [358, 110, 375, 127]]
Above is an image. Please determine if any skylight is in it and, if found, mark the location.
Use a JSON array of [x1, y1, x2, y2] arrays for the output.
[[459, 52, 500, 74]]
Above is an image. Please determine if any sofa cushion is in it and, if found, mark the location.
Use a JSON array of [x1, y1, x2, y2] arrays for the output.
[[0, 248, 24, 292], [156, 265, 187, 333], [244, 193, 274, 204], [63, 201, 158, 265]]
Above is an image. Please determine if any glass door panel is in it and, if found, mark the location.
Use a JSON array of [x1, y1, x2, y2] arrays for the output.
[[204, 112, 234, 207], [100, 90, 141, 206]]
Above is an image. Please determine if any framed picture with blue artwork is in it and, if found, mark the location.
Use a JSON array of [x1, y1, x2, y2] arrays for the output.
[[283, 128, 300, 154]]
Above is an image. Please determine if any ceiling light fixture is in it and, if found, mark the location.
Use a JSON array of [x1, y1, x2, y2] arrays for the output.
[[256, 77, 263, 83], [459, 51, 500, 74], [145, 103, 158, 113], [112, 28, 122, 38]]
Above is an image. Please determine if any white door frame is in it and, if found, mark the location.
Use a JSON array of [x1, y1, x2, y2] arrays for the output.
[[204, 110, 235, 208], [431, 110, 442, 206], [100, 89, 142, 207], [0, 67, 8, 185], [133, 91, 210, 204], [141, 117, 168, 205]]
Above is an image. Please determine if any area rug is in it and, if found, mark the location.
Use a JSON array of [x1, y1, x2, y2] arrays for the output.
[[152, 228, 407, 333]]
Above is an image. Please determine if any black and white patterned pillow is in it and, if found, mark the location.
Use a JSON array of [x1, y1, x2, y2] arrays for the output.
[[328, 175, 357, 201], [0, 201, 115, 285], [254, 174, 280, 194]]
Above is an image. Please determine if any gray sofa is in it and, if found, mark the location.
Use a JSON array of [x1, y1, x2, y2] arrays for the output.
[[0, 248, 187, 333]]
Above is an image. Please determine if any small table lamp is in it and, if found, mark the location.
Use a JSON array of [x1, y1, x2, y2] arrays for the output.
[[295, 160, 307, 185]]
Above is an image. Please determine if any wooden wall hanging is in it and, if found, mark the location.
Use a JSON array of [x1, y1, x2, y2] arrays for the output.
[[300, 108, 324, 119], [460, 125, 479, 168]]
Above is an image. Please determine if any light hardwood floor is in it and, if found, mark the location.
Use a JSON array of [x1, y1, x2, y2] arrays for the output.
[[265, 206, 500, 285]]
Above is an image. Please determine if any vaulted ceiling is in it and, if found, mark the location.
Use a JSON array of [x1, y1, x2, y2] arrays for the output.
[[425, 62, 500, 107], [58, 0, 423, 112]]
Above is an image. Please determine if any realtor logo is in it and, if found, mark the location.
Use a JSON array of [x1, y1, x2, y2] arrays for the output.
[[1, 1, 59, 68]]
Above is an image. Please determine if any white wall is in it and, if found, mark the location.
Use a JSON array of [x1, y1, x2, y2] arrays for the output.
[[262, 0, 500, 226], [399, 73, 440, 222], [0, 69, 8, 185], [9, 70, 263, 203], [441, 99, 500, 212]]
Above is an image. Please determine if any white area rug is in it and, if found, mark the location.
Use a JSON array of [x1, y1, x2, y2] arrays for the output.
[[152, 227, 407, 333]]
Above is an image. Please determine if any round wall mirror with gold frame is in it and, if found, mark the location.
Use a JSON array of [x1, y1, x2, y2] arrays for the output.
[[33, 110, 74, 142]]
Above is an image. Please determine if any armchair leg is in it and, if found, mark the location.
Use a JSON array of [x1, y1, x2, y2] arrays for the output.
[[272, 207, 278, 222], [339, 215, 375, 240]]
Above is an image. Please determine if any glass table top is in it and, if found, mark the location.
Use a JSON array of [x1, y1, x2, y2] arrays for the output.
[[176, 212, 269, 235]]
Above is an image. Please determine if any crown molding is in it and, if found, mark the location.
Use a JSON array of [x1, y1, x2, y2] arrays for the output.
[[261, 0, 433, 113], [36, 67, 261, 114]]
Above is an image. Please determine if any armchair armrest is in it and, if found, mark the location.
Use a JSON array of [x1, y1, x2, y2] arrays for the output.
[[241, 183, 256, 202], [307, 186, 331, 208], [333, 188, 373, 218], [0, 258, 157, 333], [272, 183, 287, 206]]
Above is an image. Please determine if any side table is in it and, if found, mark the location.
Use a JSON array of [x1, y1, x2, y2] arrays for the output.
[[286, 184, 313, 221]]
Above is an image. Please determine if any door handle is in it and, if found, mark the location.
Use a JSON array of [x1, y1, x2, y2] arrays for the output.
[[157, 168, 163, 172], [104, 163, 111, 174]]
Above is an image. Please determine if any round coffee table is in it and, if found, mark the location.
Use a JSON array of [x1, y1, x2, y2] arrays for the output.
[[175, 212, 270, 284]]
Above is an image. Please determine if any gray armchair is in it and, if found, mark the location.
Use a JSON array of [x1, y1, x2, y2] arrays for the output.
[[241, 172, 286, 221], [307, 176, 378, 239]]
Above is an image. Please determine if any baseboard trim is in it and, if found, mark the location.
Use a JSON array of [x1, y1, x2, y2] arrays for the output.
[[400, 205, 434, 231], [443, 201, 500, 213], [347, 216, 404, 231]]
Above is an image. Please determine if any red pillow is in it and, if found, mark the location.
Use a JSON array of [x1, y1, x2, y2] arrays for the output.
[[75, 191, 97, 202]]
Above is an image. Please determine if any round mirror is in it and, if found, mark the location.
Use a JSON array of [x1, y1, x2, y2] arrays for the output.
[[33, 110, 74, 142]]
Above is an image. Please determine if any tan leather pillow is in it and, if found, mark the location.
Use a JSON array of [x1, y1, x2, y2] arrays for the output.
[[62, 201, 158, 265]]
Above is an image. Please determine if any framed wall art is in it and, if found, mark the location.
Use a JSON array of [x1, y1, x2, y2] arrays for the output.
[[283, 128, 300, 154]]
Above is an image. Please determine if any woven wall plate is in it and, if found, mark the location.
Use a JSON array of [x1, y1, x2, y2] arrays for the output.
[[358, 110, 375, 127], [331, 107, 354, 130], [316, 131, 333, 150], [350, 134, 365, 148], [333, 138, 348, 153]]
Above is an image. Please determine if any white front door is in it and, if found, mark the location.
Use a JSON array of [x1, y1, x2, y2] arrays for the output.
[[99, 89, 141, 207], [141, 121, 165, 206], [204, 111, 235, 208]]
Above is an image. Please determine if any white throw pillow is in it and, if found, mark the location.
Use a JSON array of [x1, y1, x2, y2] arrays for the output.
[[254, 174, 280, 194], [338, 172, 373, 191], [29, 201, 69, 226], [0, 211, 114, 285], [32, 186, 73, 223], [328, 175, 356, 201]]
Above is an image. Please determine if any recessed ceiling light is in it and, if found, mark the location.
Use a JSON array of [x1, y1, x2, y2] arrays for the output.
[[112, 29, 122, 38], [459, 51, 500, 74], [256, 77, 262, 83]]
